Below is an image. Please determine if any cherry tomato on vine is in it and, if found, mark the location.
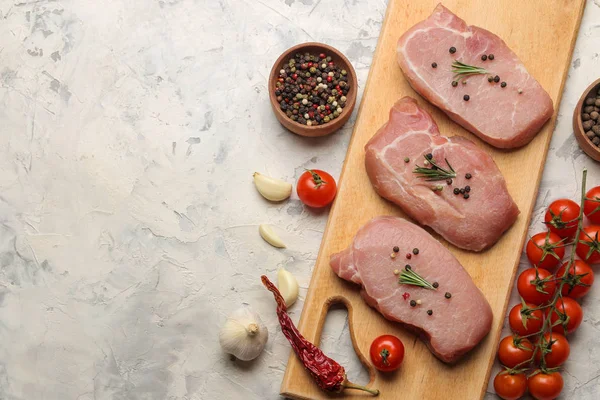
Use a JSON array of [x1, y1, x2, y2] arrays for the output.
[[537, 332, 570, 368], [508, 301, 543, 336], [517, 268, 556, 305], [576, 225, 600, 264], [497, 336, 533, 368], [548, 297, 583, 334], [556, 260, 594, 299], [584, 186, 600, 224], [296, 169, 337, 208], [528, 371, 563, 400], [493, 372, 527, 400], [525, 232, 565, 270], [369, 334, 404, 372], [544, 199, 580, 238]]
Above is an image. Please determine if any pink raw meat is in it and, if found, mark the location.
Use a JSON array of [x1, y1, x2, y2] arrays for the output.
[[330, 216, 493, 363], [397, 4, 553, 148], [365, 97, 519, 251]]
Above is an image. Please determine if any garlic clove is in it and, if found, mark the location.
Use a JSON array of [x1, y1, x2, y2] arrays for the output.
[[277, 268, 299, 307], [219, 307, 268, 361], [259, 224, 286, 248], [253, 172, 292, 202]]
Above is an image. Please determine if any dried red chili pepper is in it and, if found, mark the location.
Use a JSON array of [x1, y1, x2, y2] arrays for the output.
[[261, 275, 379, 396]]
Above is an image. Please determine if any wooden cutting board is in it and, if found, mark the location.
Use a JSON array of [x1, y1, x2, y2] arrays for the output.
[[281, 1, 585, 399]]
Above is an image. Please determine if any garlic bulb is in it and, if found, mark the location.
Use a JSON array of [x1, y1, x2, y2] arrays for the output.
[[259, 224, 286, 248], [277, 268, 299, 307], [219, 307, 268, 361], [253, 172, 292, 202]]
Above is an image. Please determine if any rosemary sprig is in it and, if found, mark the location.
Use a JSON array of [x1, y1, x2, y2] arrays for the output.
[[399, 267, 436, 290], [413, 155, 456, 181], [451, 60, 488, 78]]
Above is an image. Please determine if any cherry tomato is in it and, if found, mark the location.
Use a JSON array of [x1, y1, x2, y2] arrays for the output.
[[525, 231, 565, 270], [369, 334, 404, 372], [528, 371, 563, 400], [576, 225, 600, 264], [544, 199, 580, 238], [537, 333, 570, 368], [508, 301, 543, 336], [493, 372, 527, 400], [584, 186, 600, 224], [296, 169, 337, 208], [497, 336, 533, 368], [556, 260, 594, 299], [517, 268, 556, 305], [548, 297, 583, 334]]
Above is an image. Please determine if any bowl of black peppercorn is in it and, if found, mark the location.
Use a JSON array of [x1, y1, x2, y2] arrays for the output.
[[269, 42, 357, 137], [574, 78, 600, 161]]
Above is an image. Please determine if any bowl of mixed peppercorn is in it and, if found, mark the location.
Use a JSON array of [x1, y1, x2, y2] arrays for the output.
[[269, 42, 357, 137], [574, 78, 600, 161]]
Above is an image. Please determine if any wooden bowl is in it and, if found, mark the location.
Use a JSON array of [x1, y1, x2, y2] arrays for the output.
[[573, 78, 600, 161], [268, 42, 357, 137]]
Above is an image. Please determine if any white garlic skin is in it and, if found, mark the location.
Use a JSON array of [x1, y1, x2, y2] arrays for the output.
[[259, 224, 286, 248], [253, 172, 292, 202], [219, 307, 268, 361], [277, 268, 299, 307]]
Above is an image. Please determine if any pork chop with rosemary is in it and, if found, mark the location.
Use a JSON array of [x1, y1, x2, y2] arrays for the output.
[[365, 97, 519, 251], [397, 4, 553, 148], [330, 216, 493, 363]]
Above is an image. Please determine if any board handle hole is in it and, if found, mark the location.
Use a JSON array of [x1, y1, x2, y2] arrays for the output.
[[318, 302, 371, 387]]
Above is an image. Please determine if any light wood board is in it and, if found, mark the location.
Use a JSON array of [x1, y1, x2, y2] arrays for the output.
[[281, 1, 585, 399]]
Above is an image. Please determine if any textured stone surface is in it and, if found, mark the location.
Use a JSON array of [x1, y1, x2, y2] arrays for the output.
[[0, 0, 598, 399]]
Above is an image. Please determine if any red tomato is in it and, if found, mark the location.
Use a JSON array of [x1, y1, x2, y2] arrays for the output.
[[525, 232, 565, 270], [494, 372, 527, 400], [528, 372, 563, 400], [497, 336, 533, 368], [584, 186, 600, 224], [556, 260, 594, 299], [517, 268, 556, 305], [576, 225, 600, 264], [296, 169, 337, 208], [508, 301, 543, 336], [548, 297, 583, 334], [544, 199, 580, 238], [369, 335, 404, 372], [537, 333, 570, 368]]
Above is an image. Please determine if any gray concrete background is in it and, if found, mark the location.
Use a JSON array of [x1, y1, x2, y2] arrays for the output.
[[0, 0, 599, 399]]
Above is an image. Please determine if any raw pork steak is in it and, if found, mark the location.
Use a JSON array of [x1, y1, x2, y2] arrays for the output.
[[397, 4, 553, 148], [365, 97, 519, 251], [331, 216, 492, 363]]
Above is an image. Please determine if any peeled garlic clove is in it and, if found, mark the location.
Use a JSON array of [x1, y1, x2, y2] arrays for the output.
[[277, 268, 299, 307], [253, 172, 292, 202], [259, 224, 286, 248], [219, 307, 268, 361]]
